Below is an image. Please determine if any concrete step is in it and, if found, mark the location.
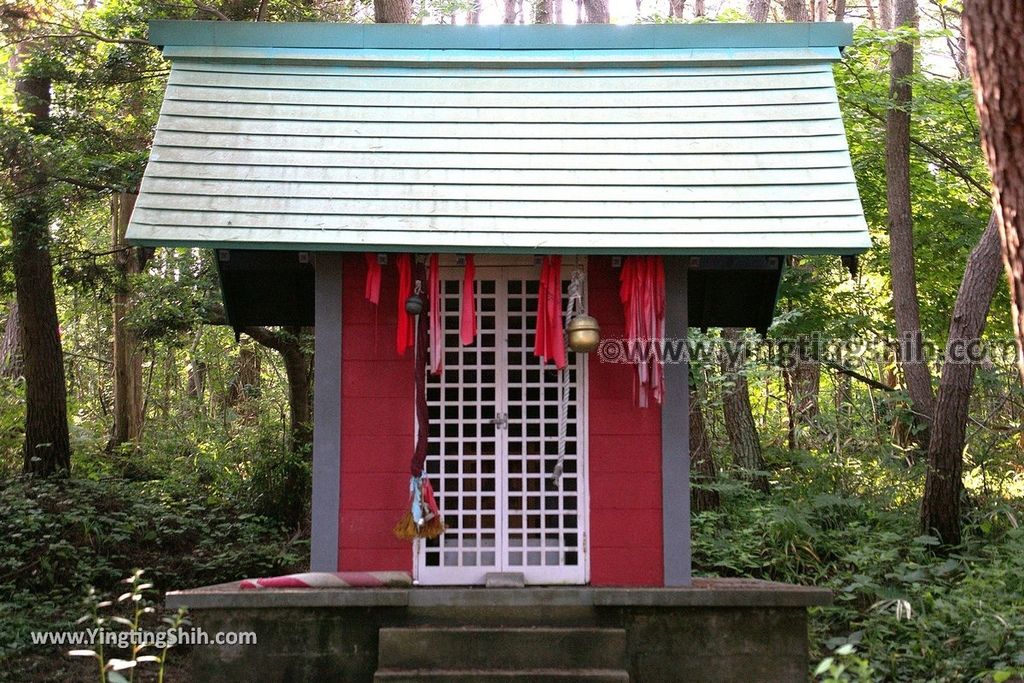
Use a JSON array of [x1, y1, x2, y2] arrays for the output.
[[377, 626, 627, 671], [374, 668, 630, 682]]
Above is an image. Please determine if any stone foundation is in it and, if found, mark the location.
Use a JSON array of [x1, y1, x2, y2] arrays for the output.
[[165, 578, 829, 682]]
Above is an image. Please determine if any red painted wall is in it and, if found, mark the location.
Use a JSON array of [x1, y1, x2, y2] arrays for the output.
[[585, 257, 664, 586], [337, 255, 665, 586], [337, 254, 414, 572]]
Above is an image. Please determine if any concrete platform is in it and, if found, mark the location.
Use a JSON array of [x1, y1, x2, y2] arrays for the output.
[[165, 578, 830, 682]]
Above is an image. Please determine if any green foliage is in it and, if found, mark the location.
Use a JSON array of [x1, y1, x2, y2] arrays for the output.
[[0, 465, 305, 667], [693, 464, 1024, 682]]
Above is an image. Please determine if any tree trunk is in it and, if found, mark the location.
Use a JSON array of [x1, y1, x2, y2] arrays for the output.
[[720, 328, 769, 493], [865, 0, 877, 28], [783, 0, 808, 21], [0, 299, 23, 379], [693, 0, 705, 17], [746, 0, 769, 22], [879, 0, 893, 29], [582, 0, 609, 23], [669, 0, 686, 19], [8, 70, 71, 476], [962, 1, 1024, 381], [835, 0, 846, 21], [243, 326, 313, 454], [467, 1, 480, 23], [227, 341, 261, 408], [374, 0, 410, 23], [921, 213, 1002, 546], [110, 193, 148, 450], [504, 0, 518, 23], [814, 0, 827, 21], [886, 0, 934, 447], [690, 383, 720, 513], [534, 0, 553, 23]]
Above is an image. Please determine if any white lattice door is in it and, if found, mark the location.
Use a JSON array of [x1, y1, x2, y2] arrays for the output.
[[416, 265, 588, 586]]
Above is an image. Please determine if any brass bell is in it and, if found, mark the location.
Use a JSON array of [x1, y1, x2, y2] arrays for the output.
[[405, 294, 425, 316], [566, 315, 601, 353]]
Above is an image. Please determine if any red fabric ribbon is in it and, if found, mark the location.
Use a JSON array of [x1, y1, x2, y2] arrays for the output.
[[364, 253, 381, 305], [619, 256, 665, 407], [460, 255, 477, 346], [428, 254, 444, 376], [534, 255, 566, 369], [395, 254, 414, 355]]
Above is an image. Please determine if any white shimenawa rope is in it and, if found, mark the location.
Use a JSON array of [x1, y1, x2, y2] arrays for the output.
[[551, 271, 585, 488]]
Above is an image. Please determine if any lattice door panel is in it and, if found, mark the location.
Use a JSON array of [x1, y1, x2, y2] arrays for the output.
[[504, 275, 583, 583], [418, 277, 502, 585], [416, 265, 587, 586]]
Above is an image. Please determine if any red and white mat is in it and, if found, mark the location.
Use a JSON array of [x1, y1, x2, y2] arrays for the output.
[[239, 571, 412, 590]]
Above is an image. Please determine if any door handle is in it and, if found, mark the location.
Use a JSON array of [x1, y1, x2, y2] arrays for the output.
[[488, 413, 508, 429]]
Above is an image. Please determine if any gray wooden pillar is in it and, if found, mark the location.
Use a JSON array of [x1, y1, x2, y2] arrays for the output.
[[662, 257, 691, 586], [311, 253, 343, 572]]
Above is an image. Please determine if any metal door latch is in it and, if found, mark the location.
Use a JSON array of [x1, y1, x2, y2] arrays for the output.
[[489, 413, 508, 429]]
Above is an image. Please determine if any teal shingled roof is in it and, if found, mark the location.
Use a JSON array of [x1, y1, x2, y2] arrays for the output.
[[126, 21, 870, 255]]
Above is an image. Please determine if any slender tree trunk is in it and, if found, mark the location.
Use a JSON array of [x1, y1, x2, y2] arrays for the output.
[[467, 1, 480, 23], [693, 0, 705, 17], [746, 0, 769, 22], [670, 0, 686, 19], [8, 69, 71, 476], [374, 0, 410, 23], [835, 0, 846, 22], [110, 193, 148, 450], [1, 299, 23, 379], [879, 0, 893, 29], [921, 214, 1002, 546], [814, 0, 827, 21], [962, 1, 1024, 381], [865, 0, 877, 28], [886, 0, 934, 447], [720, 328, 769, 493], [783, 0, 808, 21], [690, 383, 720, 513], [504, 0, 518, 22]]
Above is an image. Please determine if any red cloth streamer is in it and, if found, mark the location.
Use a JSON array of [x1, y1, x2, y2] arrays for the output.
[[364, 253, 382, 305], [534, 255, 567, 369], [428, 254, 443, 376], [460, 255, 477, 346], [395, 254, 414, 355], [422, 478, 441, 520], [619, 256, 666, 407]]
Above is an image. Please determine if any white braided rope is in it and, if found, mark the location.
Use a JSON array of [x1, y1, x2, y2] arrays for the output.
[[551, 271, 585, 488]]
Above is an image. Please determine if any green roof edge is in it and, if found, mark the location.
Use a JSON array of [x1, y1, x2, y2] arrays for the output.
[[147, 20, 853, 52]]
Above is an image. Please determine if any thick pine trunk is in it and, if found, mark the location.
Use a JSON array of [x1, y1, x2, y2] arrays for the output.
[[746, 0, 769, 22], [374, 0, 410, 23], [1, 299, 22, 379], [689, 383, 720, 513], [962, 1, 1024, 381], [886, 0, 935, 446], [582, 0, 608, 23], [921, 215, 1002, 546], [9, 74, 71, 476], [783, 0, 808, 21], [110, 193, 147, 449], [720, 328, 769, 493], [533, 0, 553, 23]]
